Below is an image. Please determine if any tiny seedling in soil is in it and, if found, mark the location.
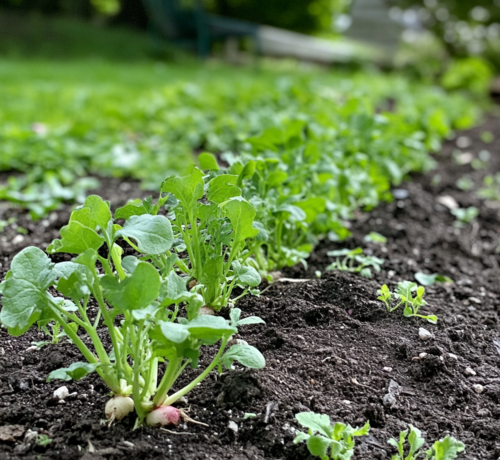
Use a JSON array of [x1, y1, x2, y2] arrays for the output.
[[478, 173, 500, 201], [363, 232, 387, 244], [414, 272, 453, 286], [451, 207, 478, 227], [36, 434, 52, 447], [326, 248, 384, 278], [455, 176, 473, 191], [377, 281, 438, 324], [471, 150, 490, 170], [294, 411, 370, 460], [388, 425, 465, 460]]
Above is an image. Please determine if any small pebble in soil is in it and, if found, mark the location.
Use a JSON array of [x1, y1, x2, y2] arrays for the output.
[[473, 384, 484, 394], [419, 328, 433, 340], [448, 353, 458, 360], [465, 367, 477, 376], [53, 386, 69, 400], [419, 352, 428, 359], [382, 367, 392, 372]]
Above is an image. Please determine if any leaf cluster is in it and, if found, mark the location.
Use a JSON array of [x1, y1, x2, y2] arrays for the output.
[[293, 412, 370, 460], [377, 281, 438, 324]]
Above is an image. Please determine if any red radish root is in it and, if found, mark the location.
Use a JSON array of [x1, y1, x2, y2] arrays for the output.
[[146, 406, 181, 426]]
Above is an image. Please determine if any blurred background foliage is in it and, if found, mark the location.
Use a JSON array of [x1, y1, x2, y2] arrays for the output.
[[1, 0, 499, 71]]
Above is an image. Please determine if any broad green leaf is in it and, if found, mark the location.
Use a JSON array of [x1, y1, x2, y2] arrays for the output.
[[295, 412, 333, 438], [47, 207, 104, 254], [186, 315, 237, 341], [220, 196, 259, 243], [276, 204, 306, 222], [0, 247, 56, 335], [115, 199, 149, 220], [222, 343, 265, 369], [101, 262, 160, 311], [198, 152, 220, 171], [159, 271, 189, 305], [155, 321, 190, 345], [408, 425, 425, 455], [46, 362, 100, 382], [267, 170, 288, 187], [252, 221, 268, 242], [236, 160, 256, 186], [83, 195, 111, 230], [207, 175, 240, 204], [115, 214, 174, 254], [307, 435, 331, 457], [414, 272, 453, 286], [426, 435, 465, 460], [161, 168, 204, 211], [57, 270, 91, 301], [396, 281, 417, 300], [232, 261, 261, 287], [122, 255, 140, 274]]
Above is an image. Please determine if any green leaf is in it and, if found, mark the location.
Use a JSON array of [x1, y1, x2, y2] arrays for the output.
[[46, 362, 100, 382], [101, 262, 161, 311], [232, 261, 261, 287], [236, 160, 256, 186], [221, 343, 266, 369], [198, 152, 220, 171], [115, 199, 149, 220], [115, 214, 174, 254], [47, 207, 104, 254], [207, 175, 240, 204], [408, 425, 425, 455], [414, 272, 453, 286], [57, 270, 91, 301], [276, 204, 306, 222], [155, 321, 190, 345], [426, 435, 465, 460], [0, 247, 56, 335], [159, 271, 190, 305], [186, 315, 237, 341], [161, 168, 204, 211], [307, 435, 331, 457], [122, 255, 140, 274], [220, 196, 259, 243], [83, 195, 111, 230], [295, 412, 333, 438]]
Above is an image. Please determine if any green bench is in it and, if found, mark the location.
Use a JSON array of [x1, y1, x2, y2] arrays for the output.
[[141, 0, 260, 58]]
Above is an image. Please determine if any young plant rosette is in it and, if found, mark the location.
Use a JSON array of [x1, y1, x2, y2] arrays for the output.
[[0, 194, 265, 426]]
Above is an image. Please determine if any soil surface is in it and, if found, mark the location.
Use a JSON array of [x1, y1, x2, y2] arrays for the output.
[[2, 116, 500, 460]]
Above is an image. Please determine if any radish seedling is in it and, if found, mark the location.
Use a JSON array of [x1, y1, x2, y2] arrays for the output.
[[0, 195, 265, 426], [377, 281, 437, 323], [451, 207, 478, 227], [388, 425, 465, 460], [294, 411, 370, 460], [327, 248, 384, 278]]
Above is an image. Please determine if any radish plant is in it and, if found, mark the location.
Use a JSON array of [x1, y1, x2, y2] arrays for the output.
[[377, 281, 438, 324], [326, 248, 384, 278], [388, 425, 465, 460], [0, 195, 265, 425], [293, 411, 370, 460]]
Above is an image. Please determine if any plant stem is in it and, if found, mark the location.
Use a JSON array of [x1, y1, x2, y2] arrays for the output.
[[162, 336, 228, 406], [153, 355, 181, 407]]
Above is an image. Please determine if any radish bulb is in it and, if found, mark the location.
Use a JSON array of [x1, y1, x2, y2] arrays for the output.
[[105, 395, 134, 421], [146, 406, 180, 426], [199, 306, 215, 316]]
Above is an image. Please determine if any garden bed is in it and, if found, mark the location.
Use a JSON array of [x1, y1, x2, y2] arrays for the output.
[[1, 116, 500, 460]]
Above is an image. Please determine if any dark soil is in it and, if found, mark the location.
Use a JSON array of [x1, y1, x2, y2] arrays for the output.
[[2, 117, 500, 460]]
